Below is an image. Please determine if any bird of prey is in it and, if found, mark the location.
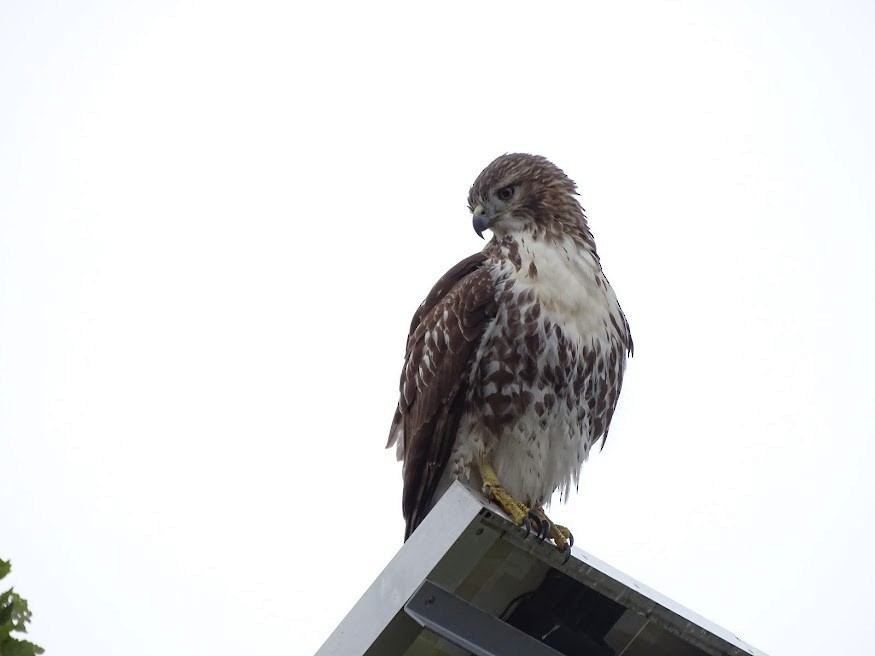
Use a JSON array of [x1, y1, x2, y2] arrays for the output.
[[387, 154, 632, 559]]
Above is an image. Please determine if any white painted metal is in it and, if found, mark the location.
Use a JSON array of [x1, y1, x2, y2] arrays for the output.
[[315, 482, 768, 656]]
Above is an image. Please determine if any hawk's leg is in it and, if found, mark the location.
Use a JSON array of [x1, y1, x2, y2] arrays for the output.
[[478, 462, 573, 563], [478, 462, 531, 528]]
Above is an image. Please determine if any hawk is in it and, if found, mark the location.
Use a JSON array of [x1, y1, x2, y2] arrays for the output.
[[387, 154, 632, 559]]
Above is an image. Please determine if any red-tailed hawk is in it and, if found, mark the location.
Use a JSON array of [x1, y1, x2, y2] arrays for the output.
[[387, 154, 632, 559]]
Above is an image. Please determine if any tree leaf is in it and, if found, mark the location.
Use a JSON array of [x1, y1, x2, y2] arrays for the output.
[[0, 562, 42, 655], [1, 637, 47, 656], [0, 591, 32, 632]]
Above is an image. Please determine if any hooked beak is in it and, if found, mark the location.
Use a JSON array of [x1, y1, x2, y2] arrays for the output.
[[472, 203, 489, 239]]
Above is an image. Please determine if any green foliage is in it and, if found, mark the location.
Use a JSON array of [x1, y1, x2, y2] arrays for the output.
[[0, 560, 43, 656]]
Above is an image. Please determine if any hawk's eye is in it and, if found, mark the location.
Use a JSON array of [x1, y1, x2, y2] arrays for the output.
[[497, 185, 515, 201]]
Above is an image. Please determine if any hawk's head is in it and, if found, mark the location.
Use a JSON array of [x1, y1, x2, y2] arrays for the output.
[[467, 153, 585, 241]]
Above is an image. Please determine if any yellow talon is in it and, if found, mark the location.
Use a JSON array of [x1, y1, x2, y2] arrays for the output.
[[531, 505, 573, 552], [478, 462, 574, 561]]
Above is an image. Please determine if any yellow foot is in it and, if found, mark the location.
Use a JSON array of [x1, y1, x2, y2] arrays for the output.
[[478, 463, 574, 564], [530, 505, 574, 564], [479, 462, 531, 526]]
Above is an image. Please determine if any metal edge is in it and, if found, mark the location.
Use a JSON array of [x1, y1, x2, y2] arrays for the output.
[[476, 507, 769, 656], [315, 482, 486, 655]]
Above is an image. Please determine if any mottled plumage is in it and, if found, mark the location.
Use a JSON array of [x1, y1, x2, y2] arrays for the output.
[[388, 154, 632, 540]]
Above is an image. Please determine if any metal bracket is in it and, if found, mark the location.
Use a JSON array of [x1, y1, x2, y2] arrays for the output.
[[404, 579, 564, 656]]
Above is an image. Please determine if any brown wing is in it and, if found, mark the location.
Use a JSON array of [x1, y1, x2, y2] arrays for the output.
[[387, 253, 496, 539]]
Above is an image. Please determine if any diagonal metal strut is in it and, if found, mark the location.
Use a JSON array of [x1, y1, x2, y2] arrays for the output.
[[404, 580, 565, 656]]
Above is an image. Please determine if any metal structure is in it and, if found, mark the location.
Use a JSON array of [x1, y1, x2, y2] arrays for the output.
[[316, 482, 767, 656]]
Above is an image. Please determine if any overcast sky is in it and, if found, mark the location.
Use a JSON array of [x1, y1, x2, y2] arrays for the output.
[[1, 1, 873, 655]]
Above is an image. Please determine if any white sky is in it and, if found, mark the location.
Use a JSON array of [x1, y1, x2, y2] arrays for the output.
[[1, 1, 873, 654]]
